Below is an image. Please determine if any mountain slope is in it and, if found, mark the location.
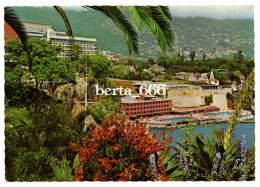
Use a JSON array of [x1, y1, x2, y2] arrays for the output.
[[13, 6, 254, 59]]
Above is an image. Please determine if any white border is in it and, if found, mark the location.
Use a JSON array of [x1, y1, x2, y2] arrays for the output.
[[0, 0, 258, 187]]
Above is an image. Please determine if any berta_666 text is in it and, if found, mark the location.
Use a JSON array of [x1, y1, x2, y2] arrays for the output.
[[95, 84, 166, 96]]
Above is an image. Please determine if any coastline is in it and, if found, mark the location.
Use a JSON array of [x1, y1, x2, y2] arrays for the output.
[[144, 114, 255, 130]]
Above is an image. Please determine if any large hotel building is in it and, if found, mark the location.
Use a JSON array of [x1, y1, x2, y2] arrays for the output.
[[121, 94, 172, 119], [21, 21, 97, 58]]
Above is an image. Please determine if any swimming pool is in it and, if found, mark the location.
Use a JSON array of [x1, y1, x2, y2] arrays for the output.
[[204, 112, 232, 116], [164, 117, 192, 122]]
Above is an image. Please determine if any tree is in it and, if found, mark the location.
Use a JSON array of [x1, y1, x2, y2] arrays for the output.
[[202, 53, 206, 61], [88, 55, 111, 86], [156, 55, 173, 69], [189, 50, 196, 62], [177, 50, 181, 58], [140, 71, 153, 80], [234, 50, 244, 64], [109, 65, 130, 79], [75, 55, 88, 77], [147, 58, 155, 65], [4, 7, 32, 70], [70, 43, 83, 61], [5, 38, 76, 97], [232, 70, 242, 85]]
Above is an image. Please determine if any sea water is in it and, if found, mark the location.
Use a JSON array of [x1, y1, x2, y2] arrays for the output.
[[150, 123, 255, 150]]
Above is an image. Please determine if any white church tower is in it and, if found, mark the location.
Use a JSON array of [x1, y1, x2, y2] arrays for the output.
[[208, 69, 219, 86], [210, 70, 214, 79]]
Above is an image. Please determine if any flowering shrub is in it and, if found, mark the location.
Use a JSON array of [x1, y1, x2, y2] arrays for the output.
[[162, 130, 255, 181], [71, 115, 172, 181]]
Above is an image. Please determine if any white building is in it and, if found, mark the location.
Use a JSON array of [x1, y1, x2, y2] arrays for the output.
[[200, 73, 208, 81], [188, 73, 197, 81], [127, 65, 135, 72], [207, 70, 219, 86], [149, 64, 164, 73], [100, 50, 119, 61], [21, 21, 97, 58], [21, 21, 52, 38], [101, 50, 114, 58]]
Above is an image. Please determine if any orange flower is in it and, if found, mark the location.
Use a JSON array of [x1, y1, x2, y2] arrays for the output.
[[71, 114, 171, 181]]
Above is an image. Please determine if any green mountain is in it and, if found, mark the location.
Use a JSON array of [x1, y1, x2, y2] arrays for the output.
[[13, 6, 254, 59]]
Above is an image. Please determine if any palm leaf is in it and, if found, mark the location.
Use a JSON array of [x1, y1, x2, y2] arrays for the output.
[[53, 6, 74, 60], [149, 6, 175, 52], [126, 6, 175, 54], [124, 6, 142, 30], [53, 6, 73, 38], [130, 6, 168, 53], [159, 6, 172, 21], [196, 136, 213, 170], [4, 7, 32, 70], [84, 6, 139, 55]]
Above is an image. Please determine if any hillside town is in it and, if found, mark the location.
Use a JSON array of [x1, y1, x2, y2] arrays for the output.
[[4, 20, 253, 124]]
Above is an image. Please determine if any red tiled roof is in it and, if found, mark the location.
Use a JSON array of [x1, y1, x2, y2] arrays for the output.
[[110, 56, 118, 59]]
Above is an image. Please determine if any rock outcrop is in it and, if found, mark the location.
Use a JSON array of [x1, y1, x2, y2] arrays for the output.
[[54, 77, 87, 101]]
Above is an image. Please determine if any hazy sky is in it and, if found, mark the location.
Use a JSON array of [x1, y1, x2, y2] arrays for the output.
[[169, 6, 254, 19], [63, 5, 254, 20]]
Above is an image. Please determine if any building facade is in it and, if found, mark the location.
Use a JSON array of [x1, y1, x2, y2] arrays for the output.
[[4, 22, 19, 44], [21, 21, 97, 58], [121, 95, 172, 119]]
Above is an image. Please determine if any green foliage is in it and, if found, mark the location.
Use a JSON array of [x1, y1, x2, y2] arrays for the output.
[[124, 6, 175, 54], [5, 102, 82, 181], [109, 65, 130, 79], [5, 38, 76, 96], [70, 43, 82, 61], [4, 7, 32, 69], [189, 50, 195, 62], [156, 55, 174, 69], [205, 94, 213, 105], [88, 54, 111, 86], [224, 70, 254, 150], [163, 74, 172, 80], [50, 154, 79, 181], [140, 71, 153, 80], [160, 127, 255, 181], [90, 96, 122, 123]]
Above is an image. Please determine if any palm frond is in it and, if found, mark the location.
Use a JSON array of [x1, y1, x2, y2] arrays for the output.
[[159, 6, 172, 21], [125, 6, 175, 54], [131, 6, 168, 53], [53, 6, 73, 38], [149, 6, 175, 52], [4, 7, 32, 70], [124, 6, 142, 30], [84, 6, 139, 55]]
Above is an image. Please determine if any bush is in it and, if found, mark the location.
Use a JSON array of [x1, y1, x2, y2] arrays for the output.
[[71, 115, 172, 181], [5, 102, 82, 181], [161, 126, 255, 181], [205, 94, 213, 105]]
